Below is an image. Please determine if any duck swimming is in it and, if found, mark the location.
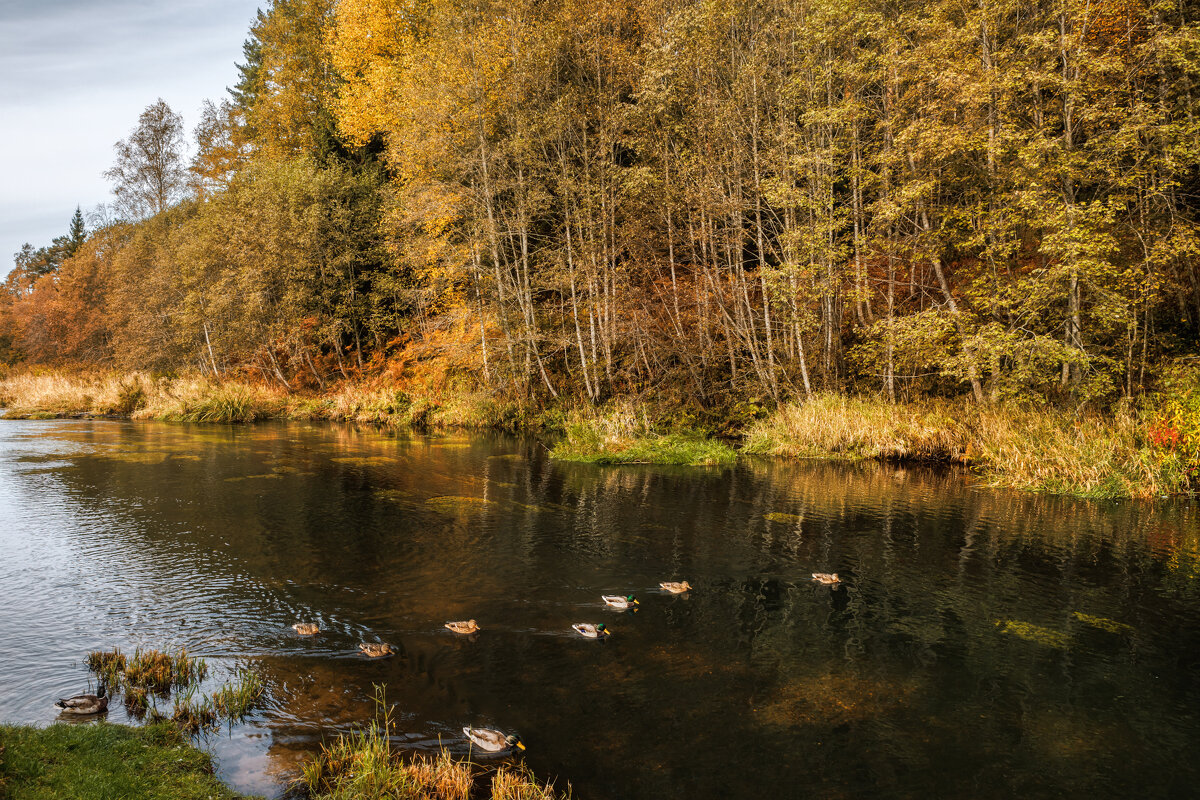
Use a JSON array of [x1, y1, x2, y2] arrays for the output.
[[359, 642, 395, 658], [55, 684, 108, 715], [445, 620, 480, 634], [463, 727, 525, 752], [602, 595, 639, 609], [812, 572, 841, 585], [292, 623, 320, 636], [659, 581, 692, 593], [572, 623, 610, 638]]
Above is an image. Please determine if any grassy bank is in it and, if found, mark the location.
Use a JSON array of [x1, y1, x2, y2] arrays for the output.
[[1, 369, 1195, 498], [0, 722, 258, 800]]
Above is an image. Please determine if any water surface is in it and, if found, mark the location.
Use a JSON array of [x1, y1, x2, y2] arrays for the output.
[[0, 420, 1198, 798]]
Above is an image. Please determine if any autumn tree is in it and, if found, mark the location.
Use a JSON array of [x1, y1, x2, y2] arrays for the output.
[[104, 99, 187, 219]]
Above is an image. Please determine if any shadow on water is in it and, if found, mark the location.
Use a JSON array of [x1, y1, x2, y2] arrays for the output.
[[0, 420, 1199, 798]]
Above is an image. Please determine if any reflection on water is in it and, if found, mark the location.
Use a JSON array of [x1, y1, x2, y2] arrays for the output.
[[1, 420, 1199, 798]]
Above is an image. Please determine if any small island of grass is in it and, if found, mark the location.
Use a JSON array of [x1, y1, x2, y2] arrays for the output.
[[550, 408, 737, 466]]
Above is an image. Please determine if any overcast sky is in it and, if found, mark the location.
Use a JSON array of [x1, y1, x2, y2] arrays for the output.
[[0, 0, 262, 272]]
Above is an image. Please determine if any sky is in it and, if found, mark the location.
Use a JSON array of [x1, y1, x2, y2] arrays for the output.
[[0, 0, 263, 273]]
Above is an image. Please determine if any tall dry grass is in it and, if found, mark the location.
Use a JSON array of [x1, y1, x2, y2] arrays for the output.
[[745, 393, 1190, 498], [0, 371, 288, 422], [743, 394, 969, 462]]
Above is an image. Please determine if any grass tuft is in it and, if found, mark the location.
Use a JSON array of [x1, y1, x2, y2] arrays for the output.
[[85, 648, 126, 687], [210, 669, 265, 721], [119, 647, 207, 694], [170, 689, 218, 735]]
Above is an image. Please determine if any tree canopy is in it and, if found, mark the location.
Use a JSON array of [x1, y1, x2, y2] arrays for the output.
[[4, 0, 1198, 412]]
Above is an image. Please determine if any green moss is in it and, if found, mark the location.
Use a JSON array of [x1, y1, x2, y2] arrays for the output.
[[0, 722, 259, 800]]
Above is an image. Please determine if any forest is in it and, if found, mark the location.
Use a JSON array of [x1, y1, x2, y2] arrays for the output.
[[3, 0, 1199, 493]]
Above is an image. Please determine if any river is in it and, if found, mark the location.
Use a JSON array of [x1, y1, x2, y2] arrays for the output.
[[0, 419, 1197, 798]]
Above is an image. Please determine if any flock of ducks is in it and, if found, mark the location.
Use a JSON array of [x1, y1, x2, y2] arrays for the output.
[[54, 573, 843, 750], [280, 579, 696, 751]]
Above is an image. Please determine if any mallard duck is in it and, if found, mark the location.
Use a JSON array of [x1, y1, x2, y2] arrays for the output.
[[602, 595, 639, 609], [445, 620, 480, 634], [463, 727, 525, 752], [812, 572, 841, 585], [292, 622, 320, 636], [659, 581, 692, 593], [572, 623, 610, 638], [359, 642, 395, 658], [55, 684, 108, 715]]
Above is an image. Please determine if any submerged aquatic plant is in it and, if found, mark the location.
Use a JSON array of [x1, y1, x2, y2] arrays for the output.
[[1073, 612, 1135, 635], [998, 620, 1071, 649]]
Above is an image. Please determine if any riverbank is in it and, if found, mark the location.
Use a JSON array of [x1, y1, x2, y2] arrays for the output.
[[0, 370, 1195, 499], [0, 720, 566, 800], [0, 722, 257, 800]]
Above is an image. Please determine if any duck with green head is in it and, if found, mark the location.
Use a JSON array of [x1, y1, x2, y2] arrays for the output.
[[572, 623, 610, 638], [463, 727, 525, 752], [601, 595, 639, 609]]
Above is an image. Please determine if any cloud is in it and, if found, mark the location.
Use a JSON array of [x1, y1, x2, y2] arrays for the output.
[[0, 0, 261, 266]]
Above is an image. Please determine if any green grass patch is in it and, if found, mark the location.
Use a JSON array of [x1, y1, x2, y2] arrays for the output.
[[552, 408, 736, 466], [0, 722, 259, 800]]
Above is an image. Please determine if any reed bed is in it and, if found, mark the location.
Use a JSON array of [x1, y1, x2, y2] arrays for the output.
[[83, 646, 263, 732], [742, 393, 969, 461]]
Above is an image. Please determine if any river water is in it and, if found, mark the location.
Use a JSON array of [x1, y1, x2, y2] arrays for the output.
[[0, 419, 1198, 798]]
